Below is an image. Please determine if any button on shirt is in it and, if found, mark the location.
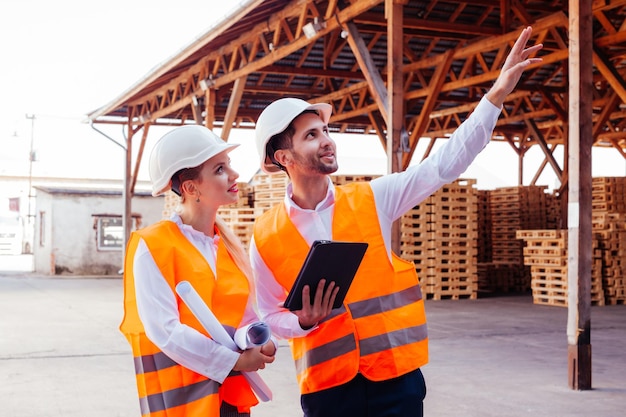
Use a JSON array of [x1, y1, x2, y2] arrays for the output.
[[250, 96, 501, 340]]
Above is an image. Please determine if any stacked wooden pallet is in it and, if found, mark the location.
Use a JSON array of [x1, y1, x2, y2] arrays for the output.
[[592, 176, 626, 213], [517, 229, 568, 306], [476, 189, 492, 263], [592, 213, 626, 305], [482, 185, 551, 293], [400, 202, 430, 283], [512, 177, 626, 306], [545, 191, 562, 229], [475, 190, 493, 292], [217, 207, 265, 251], [591, 177, 626, 304], [331, 175, 380, 186], [517, 229, 605, 307], [401, 179, 478, 300], [250, 172, 289, 209]]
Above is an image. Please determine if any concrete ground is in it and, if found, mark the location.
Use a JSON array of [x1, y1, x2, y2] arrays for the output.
[[0, 271, 624, 417]]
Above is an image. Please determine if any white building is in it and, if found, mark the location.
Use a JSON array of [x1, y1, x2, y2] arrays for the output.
[[33, 186, 163, 275]]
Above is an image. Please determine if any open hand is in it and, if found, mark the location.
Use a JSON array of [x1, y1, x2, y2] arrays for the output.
[[486, 26, 543, 108]]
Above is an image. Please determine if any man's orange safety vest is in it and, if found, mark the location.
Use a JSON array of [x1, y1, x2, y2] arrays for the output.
[[254, 182, 428, 394], [120, 221, 258, 416]]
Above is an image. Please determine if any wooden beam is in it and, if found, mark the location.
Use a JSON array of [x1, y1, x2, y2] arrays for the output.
[[404, 49, 455, 169], [592, 48, 626, 104], [123, 121, 134, 265], [191, 95, 202, 125], [368, 107, 388, 151], [387, 0, 405, 255], [530, 144, 558, 185], [131, 125, 150, 197], [525, 118, 563, 179], [567, 0, 593, 391], [204, 89, 216, 129], [592, 92, 621, 139], [346, 21, 389, 123], [610, 138, 626, 158], [221, 73, 247, 140]]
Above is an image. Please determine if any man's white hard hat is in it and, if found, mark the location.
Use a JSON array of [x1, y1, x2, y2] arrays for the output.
[[255, 98, 332, 173], [149, 125, 239, 196]]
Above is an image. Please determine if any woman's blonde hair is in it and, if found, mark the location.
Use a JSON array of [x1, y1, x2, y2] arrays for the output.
[[215, 215, 255, 294]]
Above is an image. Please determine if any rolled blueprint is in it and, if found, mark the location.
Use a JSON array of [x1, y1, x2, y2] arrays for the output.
[[175, 281, 273, 402], [235, 322, 271, 350]]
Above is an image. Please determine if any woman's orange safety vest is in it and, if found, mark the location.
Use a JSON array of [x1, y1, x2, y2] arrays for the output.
[[254, 182, 428, 394], [120, 221, 258, 416]]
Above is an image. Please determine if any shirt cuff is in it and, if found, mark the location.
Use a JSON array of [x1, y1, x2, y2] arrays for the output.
[[211, 347, 240, 384], [478, 95, 502, 116], [288, 312, 319, 337]]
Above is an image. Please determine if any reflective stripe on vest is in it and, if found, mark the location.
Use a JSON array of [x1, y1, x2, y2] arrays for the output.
[[120, 221, 257, 416], [139, 379, 220, 415], [254, 182, 429, 394]]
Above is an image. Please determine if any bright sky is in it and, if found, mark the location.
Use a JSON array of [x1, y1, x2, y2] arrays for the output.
[[0, 0, 257, 185], [0, 0, 624, 192]]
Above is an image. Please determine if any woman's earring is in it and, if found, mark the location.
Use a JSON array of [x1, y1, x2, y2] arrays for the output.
[[196, 196, 200, 203]]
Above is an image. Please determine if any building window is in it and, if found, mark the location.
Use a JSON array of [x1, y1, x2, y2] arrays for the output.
[[96, 216, 124, 250]]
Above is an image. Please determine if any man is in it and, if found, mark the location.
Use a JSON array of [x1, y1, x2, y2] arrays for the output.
[[250, 26, 542, 417]]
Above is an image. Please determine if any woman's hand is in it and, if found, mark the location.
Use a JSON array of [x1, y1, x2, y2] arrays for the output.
[[233, 345, 276, 372], [260, 340, 277, 357]]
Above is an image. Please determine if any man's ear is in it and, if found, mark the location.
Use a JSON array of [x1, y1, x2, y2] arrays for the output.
[[273, 149, 291, 167]]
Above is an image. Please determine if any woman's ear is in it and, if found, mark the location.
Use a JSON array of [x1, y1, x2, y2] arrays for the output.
[[180, 180, 196, 197]]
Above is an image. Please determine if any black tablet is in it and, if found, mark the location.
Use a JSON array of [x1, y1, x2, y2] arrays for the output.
[[283, 240, 369, 311]]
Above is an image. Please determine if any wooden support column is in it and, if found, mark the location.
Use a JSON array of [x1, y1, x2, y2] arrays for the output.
[[345, 22, 389, 122], [191, 95, 203, 125], [221, 74, 247, 140], [386, 0, 405, 255], [130, 125, 150, 195], [204, 89, 216, 129], [567, 0, 593, 391], [123, 122, 133, 263], [518, 151, 524, 186]]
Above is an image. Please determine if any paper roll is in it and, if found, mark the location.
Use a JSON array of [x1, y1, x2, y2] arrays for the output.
[[175, 281, 273, 402], [235, 322, 271, 350]]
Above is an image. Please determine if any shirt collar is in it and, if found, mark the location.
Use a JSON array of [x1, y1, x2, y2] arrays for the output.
[[170, 212, 221, 247], [284, 177, 336, 215]]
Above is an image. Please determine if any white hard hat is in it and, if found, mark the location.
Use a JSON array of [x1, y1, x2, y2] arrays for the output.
[[149, 125, 239, 196], [255, 98, 332, 173]]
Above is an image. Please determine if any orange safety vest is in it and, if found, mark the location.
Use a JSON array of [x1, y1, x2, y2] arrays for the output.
[[254, 182, 428, 394], [120, 220, 258, 416]]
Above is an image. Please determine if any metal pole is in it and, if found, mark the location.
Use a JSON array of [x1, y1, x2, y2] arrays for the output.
[[26, 114, 35, 236]]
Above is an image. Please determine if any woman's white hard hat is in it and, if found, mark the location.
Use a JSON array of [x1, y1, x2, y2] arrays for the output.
[[149, 125, 239, 196], [255, 98, 332, 174]]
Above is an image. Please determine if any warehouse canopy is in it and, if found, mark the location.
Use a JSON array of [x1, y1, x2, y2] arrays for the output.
[[86, 0, 626, 192]]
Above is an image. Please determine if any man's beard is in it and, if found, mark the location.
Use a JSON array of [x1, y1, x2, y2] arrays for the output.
[[293, 150, 338, 174]]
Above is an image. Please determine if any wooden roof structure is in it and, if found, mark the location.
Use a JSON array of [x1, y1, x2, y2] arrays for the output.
[[87, 0, 626, 195]]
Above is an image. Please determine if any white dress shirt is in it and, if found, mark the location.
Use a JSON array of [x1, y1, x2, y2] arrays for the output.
[[133, 213, 263, 384], [250, 96, 501, 340]]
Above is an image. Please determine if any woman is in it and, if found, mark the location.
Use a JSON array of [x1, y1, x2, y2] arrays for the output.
[[120, 125, 276, 417]]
